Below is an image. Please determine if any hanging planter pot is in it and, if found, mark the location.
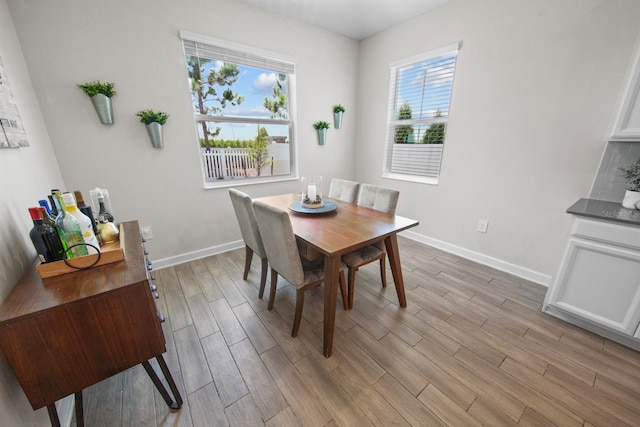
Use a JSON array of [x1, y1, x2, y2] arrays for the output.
[[317, 128, 327, 145], [90, 94, 114, 124], [333, 104, 345, 129], [77, 81, 116, 125], [136, 109, 169, 149], [145, 122, 163, 149], [313, 121, 330, 145]]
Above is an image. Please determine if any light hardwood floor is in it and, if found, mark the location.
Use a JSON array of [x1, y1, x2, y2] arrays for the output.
[[76, 237, 640, 426]]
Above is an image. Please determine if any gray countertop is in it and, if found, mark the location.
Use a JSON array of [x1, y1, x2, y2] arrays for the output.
[[567, 198, 640, 227]]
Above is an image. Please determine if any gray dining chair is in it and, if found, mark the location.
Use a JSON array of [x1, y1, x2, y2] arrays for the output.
[[229, 189, 268, 298], [342, 183, 400, 308], [328, 178, 359, 203], [253, 200, 348, 337]]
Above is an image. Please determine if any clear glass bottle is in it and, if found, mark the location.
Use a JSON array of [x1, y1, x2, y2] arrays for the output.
[[62, 192, 100, 255], [52, 191, 88, 258], [29, 207, 65, 263], [73, 190, 98, 236]]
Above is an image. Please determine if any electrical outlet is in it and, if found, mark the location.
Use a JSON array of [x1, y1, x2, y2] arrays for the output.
[[141, 225, 154, 240], [477, 219, 489, 233]]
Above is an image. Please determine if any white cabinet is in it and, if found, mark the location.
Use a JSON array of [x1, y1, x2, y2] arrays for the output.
[[544, 218, 640, 346]]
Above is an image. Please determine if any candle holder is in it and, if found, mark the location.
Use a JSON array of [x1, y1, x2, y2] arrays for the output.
[[301, 176, 324, 208]]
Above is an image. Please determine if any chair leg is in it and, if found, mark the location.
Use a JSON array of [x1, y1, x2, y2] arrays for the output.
[[380, 255, 387, 288], [258, 257, 268, 298], [267, 269, 278, 310], [292, 289, 305, 337], [338, 271, 349, 310], [348, 267, 357, 310], [243, 246, 254, 280]]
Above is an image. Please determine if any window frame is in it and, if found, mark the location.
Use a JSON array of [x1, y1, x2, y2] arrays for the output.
[[382, 42, 460, 185], [180, 31, 299, 189]]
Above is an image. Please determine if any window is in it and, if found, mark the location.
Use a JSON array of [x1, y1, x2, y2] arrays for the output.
[[180, 32, 296, 187], [383, 43, 459, 184]]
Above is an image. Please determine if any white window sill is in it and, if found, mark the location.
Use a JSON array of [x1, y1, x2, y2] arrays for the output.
[[382, 171, 439, 185], [203, 174, 298, 190]]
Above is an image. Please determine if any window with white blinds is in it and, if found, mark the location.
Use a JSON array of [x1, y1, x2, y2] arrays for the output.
[[180, 31, 296, 187], [383, 43, 459, 184]]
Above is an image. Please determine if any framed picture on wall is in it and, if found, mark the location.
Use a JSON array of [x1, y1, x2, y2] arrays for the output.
[[0, 55, 28, 148]]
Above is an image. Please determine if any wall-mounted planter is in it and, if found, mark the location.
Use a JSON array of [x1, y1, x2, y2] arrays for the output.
[[77, 81, 116, 125], [313, 120, 330, 146], [145, 122, 163, 149], [317, 128, 327, 145], [333, 112, 343, 129], [136, 109, 169, 149], [90, 94, 114, 125]]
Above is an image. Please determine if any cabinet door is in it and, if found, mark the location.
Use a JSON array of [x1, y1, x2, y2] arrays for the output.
[[547, 237, 640, 335]]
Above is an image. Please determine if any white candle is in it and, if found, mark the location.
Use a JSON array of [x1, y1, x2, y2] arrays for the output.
[[308, 185, 317, 200]]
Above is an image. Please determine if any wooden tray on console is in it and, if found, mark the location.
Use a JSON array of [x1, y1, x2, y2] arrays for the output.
[[36, 224, 126, 279]]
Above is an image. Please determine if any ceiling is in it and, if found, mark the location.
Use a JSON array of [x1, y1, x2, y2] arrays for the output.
[[236, 0, 451, 40]]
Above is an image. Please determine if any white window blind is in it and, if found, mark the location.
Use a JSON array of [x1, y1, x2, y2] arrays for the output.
[[181, 36, 294, 75], [383, 43, 459, 183]]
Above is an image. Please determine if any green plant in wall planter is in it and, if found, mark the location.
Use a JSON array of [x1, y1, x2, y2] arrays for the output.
[[77, 81, 116, 124], [313, 121, 330, 145], [620, 157, 640, 209], [136, 109, 169, 149], [333, 104, 345, 129]]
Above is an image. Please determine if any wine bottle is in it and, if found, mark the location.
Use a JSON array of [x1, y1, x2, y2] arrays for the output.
[[62, 192, 100, 255], [52, 191, 88, 258], [47, 195, 58, 217], [96, 190, 115, 223], [38, 200, 57, 228], [29, 207, 65, 263], [73, 190, 98, 236]]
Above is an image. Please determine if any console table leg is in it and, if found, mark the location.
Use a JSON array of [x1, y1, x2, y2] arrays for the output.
[[156, 354, 183, 408], [75, 390, 84, 427], [142, 357, 182, 410], [46, 404, 61, 427]]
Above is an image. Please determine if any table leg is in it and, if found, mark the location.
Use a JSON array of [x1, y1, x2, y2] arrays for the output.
[[75, 391, 84, 427], [46, 404, 61, 427], [323, 254, 340, 357], [385, 233, 407, 307], [142, 355, 183, 410]]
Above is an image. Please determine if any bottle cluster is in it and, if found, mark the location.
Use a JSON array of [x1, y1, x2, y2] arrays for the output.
[[28, 188, 119, 263]]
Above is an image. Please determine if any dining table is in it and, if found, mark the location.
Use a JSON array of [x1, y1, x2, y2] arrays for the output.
[[253, 193, 419, 357]]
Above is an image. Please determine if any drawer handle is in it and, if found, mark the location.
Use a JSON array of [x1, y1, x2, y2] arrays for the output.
[[150, 284, 157, 292], [154, 292, 159, 299], [144, 249, 149, 256], [157, 313, 165, 323]]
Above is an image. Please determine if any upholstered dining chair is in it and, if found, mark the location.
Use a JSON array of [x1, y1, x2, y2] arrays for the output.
[[229, 189, 268, 298], [328, 178, 359, 203], [342, 183, 400, 308], [253, 200, 349, 337]]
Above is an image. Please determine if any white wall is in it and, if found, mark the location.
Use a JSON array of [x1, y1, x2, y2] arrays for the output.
[[356, 0, 640, 281], [7, 0, 359, 264], [0, 0, 64, 424]]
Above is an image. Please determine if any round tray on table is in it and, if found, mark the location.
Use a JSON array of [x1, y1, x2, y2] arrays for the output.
[[289, 200, 338, 214]]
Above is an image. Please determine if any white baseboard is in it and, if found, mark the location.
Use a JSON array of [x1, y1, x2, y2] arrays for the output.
[[400, 230, 552, 287], [152, 240, 244, 270], [151, 234, 552, 288]]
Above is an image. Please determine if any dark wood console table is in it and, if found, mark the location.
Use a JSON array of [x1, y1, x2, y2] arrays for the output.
[[0, 220, 182, 426]]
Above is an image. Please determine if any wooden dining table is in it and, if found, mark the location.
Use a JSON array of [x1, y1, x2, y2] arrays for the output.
[[254, 193, 419, 357]]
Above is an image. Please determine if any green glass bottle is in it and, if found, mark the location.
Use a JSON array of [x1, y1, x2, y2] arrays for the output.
[[52, 191, 88, 258]]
